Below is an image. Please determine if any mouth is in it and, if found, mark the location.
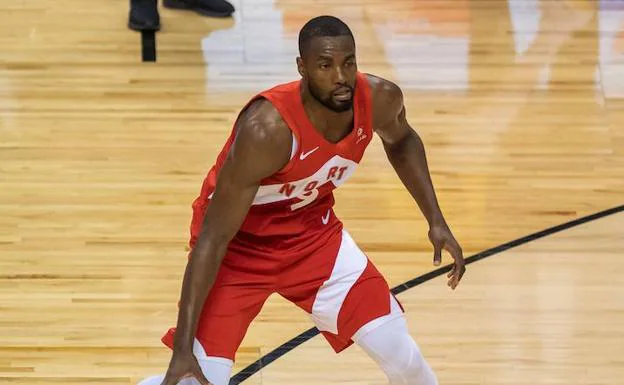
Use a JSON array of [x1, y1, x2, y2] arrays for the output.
[[333, 87, 352, 101]]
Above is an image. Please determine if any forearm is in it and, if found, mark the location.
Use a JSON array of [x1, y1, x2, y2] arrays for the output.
[[384, 130, 447, 228], [170, 180, 257, 353], [171, 231, 228, 352]]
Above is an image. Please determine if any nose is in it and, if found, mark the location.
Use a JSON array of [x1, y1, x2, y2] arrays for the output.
[[333, 65, 346, 85]]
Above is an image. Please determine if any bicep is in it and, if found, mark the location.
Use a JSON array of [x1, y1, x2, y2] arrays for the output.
[[376, 105, 414, 148], [199, 158, 261, 244]]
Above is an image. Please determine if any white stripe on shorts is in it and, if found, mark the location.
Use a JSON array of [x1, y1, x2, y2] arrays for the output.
[[310, 230, 368, 334]]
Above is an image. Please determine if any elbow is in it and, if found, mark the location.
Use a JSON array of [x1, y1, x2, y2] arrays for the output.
[[191, 227, 233, 264], [385, 129, 421, 158], [205, 229, 233, 252]]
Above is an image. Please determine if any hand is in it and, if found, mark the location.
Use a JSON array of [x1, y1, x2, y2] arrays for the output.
[[160, 351, 212, 385], [428, 224, 466, 289]]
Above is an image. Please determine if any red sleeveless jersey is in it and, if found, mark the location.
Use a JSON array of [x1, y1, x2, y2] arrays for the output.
[[190, 72, 374, 257]]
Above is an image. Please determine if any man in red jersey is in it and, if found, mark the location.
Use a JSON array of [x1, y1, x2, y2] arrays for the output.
[[138, 15, 465, 385]]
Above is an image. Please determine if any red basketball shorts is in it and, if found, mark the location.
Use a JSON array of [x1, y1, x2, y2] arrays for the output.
[[161, 229, 404, 361]]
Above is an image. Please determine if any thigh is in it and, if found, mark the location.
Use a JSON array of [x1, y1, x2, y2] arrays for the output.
[[278, 229, 403, 353], [161, 253, 274, 361]]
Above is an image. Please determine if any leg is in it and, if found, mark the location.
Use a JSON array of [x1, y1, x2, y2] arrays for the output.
[[279, 228, 437, 384], [278, 229, 401, 352], [128, 0, 160, 31], [163, 0, 235, 18], [352, 302, 438, 385], [138, 251, 273, 385]]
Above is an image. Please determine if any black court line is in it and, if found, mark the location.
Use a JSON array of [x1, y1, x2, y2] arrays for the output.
[[229, 203, 624, 385]]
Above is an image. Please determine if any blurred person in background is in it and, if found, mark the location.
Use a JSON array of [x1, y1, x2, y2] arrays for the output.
[[129, 0, 234, 31]]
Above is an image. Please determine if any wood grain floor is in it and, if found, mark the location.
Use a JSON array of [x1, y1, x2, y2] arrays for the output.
[[1, 0, 623, 384]]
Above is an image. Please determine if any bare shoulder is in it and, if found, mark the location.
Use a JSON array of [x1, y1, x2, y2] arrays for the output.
[[235, 98, 292, 149], [364, 73, 404, 129], [226, 98, 292, 180], [365, 73, 403, 100]]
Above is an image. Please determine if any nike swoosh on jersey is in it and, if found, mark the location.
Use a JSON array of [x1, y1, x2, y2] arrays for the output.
[[299, 146, 320, 160]]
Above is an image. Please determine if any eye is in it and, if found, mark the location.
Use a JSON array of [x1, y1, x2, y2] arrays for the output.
[[319, 63, 330, 70]]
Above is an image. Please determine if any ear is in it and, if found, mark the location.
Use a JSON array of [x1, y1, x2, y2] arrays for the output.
[[296, 57, 305, 78]]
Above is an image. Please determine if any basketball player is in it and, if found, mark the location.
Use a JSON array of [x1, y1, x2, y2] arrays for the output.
[[139, 15, 466, 385]]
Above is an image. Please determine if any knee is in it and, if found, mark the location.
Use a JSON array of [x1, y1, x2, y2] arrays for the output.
[[356, 317, 438, 385], [392, 334, 423, 373], [386, 336, 437, 385]]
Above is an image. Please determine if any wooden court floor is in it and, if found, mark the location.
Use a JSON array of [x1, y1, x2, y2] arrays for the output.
[[1, 0, 623, 384]]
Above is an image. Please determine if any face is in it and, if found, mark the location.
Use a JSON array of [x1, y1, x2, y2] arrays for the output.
[[297, 35, 358, 113]]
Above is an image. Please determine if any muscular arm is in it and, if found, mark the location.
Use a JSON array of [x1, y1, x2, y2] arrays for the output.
[[369, 75, 446, 228], [172, 99, 291, 352], [369, 75, 465, 286]]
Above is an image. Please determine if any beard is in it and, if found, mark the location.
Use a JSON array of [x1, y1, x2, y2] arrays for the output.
[[308, 81, 354, 113]]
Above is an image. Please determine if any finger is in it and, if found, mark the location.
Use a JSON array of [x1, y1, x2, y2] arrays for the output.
[[457, 265, 466, 283], [449, 274, 458, 289], [447, 267, 456, 288], [451, 264, 466, 289], [452, 268, 461, 288], [193, 361, 213, 385], [433, 242, 443, 266], [447, 266, 455, 286]]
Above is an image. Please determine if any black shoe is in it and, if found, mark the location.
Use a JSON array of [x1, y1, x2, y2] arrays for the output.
[[129, 0, 161, 31], [163, 0, 235, 18]]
